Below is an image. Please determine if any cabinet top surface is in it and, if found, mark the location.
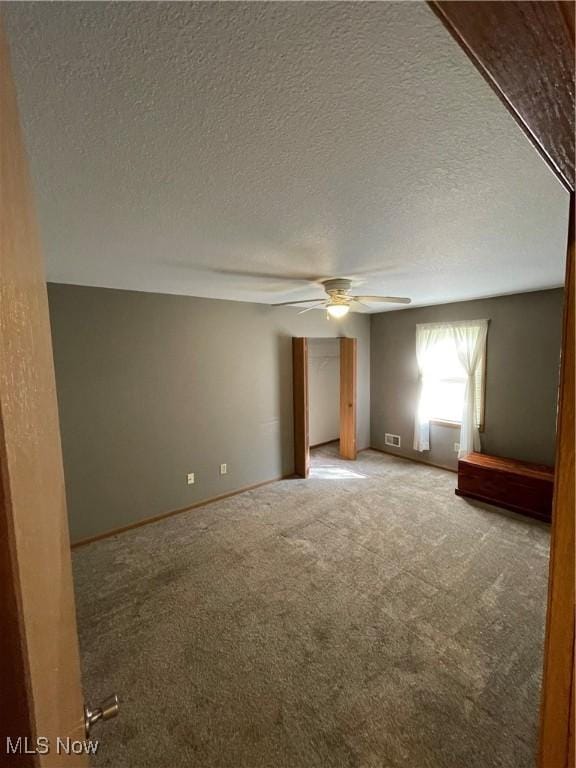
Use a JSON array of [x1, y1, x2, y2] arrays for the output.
[[460, 452, 554, 480]]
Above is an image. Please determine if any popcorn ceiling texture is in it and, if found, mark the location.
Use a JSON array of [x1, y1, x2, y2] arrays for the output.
[[4, 2, 569, 308]]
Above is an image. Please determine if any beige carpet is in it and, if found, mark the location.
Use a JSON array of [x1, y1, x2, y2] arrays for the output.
[[74, 445, 550, 768]]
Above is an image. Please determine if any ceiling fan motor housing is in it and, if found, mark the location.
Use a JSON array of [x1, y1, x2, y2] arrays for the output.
[[323, 278, 352, 303]]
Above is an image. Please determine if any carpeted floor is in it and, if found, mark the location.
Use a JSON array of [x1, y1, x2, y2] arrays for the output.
[[74, 445, 550, 768]]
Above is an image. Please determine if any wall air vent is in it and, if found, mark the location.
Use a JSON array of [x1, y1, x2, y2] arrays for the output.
[[384, 433, 401, 448]]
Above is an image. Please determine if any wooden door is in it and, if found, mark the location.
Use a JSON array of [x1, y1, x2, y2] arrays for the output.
[[292, 337, 309, 478], [0, 21, 87, 767], [339, 338, 357, 460], [429, 4, 575, 766]]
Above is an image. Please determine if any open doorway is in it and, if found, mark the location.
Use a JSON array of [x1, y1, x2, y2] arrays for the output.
[[292, 336, 357, 478], [309, 338, 340, 452], [1, 3, 572, 766]]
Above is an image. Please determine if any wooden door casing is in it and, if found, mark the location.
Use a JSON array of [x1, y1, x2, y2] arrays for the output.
[[539, 201, 575, 767], [339, 338, 357, 460], [292, 337, 309, 478], [430, 1, 575, 192]]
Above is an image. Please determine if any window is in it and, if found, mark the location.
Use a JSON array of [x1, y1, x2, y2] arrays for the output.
[[419, 334, 485, 427], [413, 319, 488, 456]]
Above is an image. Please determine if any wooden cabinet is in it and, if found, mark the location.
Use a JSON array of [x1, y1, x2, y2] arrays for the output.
[[456, 452, 554, 522]]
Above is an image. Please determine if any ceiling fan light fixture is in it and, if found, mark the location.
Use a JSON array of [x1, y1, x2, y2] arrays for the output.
[[326, 303, 350, 319], [270, 277, 411, 313]]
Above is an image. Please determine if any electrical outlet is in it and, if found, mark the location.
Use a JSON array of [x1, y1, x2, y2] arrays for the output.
[[220, 463, 227, 475], [187, 472, 195, 485], [454, 443, 460, 453]]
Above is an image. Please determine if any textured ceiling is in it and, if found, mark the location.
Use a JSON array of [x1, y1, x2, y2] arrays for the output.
[[4, 1, 569, 311]]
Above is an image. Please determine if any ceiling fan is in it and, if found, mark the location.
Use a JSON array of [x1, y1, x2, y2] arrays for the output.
[[271, 278, 411, 317]]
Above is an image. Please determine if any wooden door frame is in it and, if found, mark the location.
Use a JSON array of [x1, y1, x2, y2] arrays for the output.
[[430, 4, 575, 765], [292, 336, 358, 476], [541, 202, 575, 767], [1, 4, 573, 765], [292, 337, 310, 478], [0, 19, 87, 767]]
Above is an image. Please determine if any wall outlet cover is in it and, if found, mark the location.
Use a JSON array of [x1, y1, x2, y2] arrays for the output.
[[454, 443, 460, 453], [187, 472, 195, 485], [220, 463, 227, 475]]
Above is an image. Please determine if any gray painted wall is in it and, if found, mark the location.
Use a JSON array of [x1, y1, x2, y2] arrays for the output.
[[370, 289, 564, 471], [48, 284, 370, 542], [308, 339, 340, 446]]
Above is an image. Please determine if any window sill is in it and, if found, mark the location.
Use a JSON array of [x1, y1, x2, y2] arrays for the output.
[[430, 419, 485, 433], [430, 419, 461, 429]]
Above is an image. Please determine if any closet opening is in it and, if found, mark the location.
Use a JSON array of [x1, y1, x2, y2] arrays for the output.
[[292, 336, 357, 478]]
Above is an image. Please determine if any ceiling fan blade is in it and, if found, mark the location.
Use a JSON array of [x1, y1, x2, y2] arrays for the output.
[[352, 295, 411, 304], [270, 298, 325, 306], [297, 302, 327, 314], [168, 264, 327, 283]]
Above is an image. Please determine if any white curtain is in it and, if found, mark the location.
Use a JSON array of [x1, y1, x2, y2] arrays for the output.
[[451, 319, 488, 458], [413, 323, 454, 451]]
